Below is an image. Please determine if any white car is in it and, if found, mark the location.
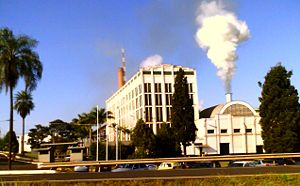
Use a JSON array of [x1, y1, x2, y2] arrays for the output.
[[254, 160, 277, 167], [74, 165, 89, 172], [228, 161, 256, 167], [111, 164, 149, 172]]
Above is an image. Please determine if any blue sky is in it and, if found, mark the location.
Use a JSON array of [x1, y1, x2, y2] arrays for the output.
[[0, 0, 299, 135]]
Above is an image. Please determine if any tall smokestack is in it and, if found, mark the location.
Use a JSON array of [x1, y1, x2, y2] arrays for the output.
[[121, 48, 126, 81], [226, 93, 232, 103], [194, 0, 250, 93], [118, 67, 125, 88]]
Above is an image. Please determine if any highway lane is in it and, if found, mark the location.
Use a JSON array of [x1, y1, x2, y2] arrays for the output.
[[1, 166, 300, 181]]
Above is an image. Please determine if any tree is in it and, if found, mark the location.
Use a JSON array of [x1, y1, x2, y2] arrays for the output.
[[156, 123, 182, 157], [74, 107, 113, 154], [259, 63, 300, 153], [14, 90, 34, 155], [171, 68, 197, 156], [28, 124, 49, 149], [3, 131, 19, 153], [48, 119, 78, 143], [0, 28, 43, 169], [131, 119, 156, 158]]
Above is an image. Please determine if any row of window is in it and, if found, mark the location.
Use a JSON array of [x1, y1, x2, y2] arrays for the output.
[[145, 94, 173, 106], [143, 71, 195, 75], [145, 106, 172, 122], [144, 83, 193, 93], [207, 128, 253, 134]]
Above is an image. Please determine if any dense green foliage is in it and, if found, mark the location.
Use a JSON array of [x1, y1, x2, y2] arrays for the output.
[[171, 68, 197, 156], [28, 124, 50, 149], [0, 27, 43, 168], [156, 123, 181, 157], [131, 119, 157, 158], [259, 64, 300, 153], [2, 131, 19, 153], [14, 90, 34, 154]]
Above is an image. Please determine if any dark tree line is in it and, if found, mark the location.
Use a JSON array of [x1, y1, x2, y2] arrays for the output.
[[259, 63, 300, 153]]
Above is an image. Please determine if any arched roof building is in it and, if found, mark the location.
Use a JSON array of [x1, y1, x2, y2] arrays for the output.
[[187, 99, 263, 156]]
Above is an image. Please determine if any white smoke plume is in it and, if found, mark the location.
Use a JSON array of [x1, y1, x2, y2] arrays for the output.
[[140, 54, 163, 68], [195, 0, 250, 93]]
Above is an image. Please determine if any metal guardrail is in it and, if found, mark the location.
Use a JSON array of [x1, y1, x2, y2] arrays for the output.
[[37, 153, 300, 169]]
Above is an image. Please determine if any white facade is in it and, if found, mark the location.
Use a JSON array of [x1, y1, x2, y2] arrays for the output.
[[17, 134, 31, 153], [188, 100, 263, 156], [106, 64, 199, 143]]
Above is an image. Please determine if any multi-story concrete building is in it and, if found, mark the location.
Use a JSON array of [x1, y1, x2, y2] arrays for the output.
[[105, 64, 199, 144]]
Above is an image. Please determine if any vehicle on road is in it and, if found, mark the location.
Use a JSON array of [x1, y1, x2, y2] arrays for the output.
[[228, 161, 256, 167], [146, 164, 158, 170], [157, 162, 184, 170], [183, 161, 221, 169], [275, 159, 295, 165], [111, 163, 149, 172], [254, 160, 277, 167], [74, 165, 89, 172]]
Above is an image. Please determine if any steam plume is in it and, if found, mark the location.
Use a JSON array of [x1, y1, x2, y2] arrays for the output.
[[140, 54, 163, 68], [195, 0, 250, 93]]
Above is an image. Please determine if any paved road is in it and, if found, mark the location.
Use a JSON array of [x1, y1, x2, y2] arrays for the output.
[[1, 166, 300, 181]]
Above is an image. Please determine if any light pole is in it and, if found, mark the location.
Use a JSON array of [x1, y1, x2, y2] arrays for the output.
[[105, 111, 109, 161], [96, 105, 99, 161], [116, 107, 120, 160]]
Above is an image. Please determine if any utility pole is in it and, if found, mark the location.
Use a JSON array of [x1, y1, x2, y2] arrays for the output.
[[96, 105, 99, 161]]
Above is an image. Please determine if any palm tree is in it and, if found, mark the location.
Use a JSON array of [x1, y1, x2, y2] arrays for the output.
[[14, 90, 34, 155], [0, 28, 43, 169], [75, 107, 113, 155]]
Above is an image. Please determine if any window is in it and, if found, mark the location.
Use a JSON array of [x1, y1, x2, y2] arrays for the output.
[[234, 129, 240, 133], [165, 83, 172, 93], [143, 71, 151, 74], [246, 128, 252, 133], [207, 129, 214, 134], [189, 94, 194, 104], [156, 107, 163, 122], [153, 71, 161, 75], [188, 83, 193, 93], [145, 107, 152, 122], [155, 83, 161, 92], [136, 98, 139, 108], [163, 71, 172, 75], [144, 83, 151, 93], [145, 94, 152, 106], [155, 94, 162, 105], [166, 107, 172, 122], [166, 94, 172, 105], [221, 129, 227, 133]]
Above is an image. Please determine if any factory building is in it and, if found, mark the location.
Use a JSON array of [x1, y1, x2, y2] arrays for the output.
[[193, 95, 264, 155], [105, 56, 263, 156], [105, 64, 200, 144]]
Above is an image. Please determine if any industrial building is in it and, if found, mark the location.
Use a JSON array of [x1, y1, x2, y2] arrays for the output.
[[192, 95, 263, 155], [105, 53, 263, 156], [105, 64, 199, 144]]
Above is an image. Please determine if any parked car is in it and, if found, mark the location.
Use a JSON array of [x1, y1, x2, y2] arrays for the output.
[[183, 161, 221, 168], [111, 163, 149, 172], [74, 165, 89, 172], [157, 162, 184, 170], [228, 161, 256, 167], [254, 160, 277, 167], [275, 159, 295, 166], [146, 164, 158, 170]]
